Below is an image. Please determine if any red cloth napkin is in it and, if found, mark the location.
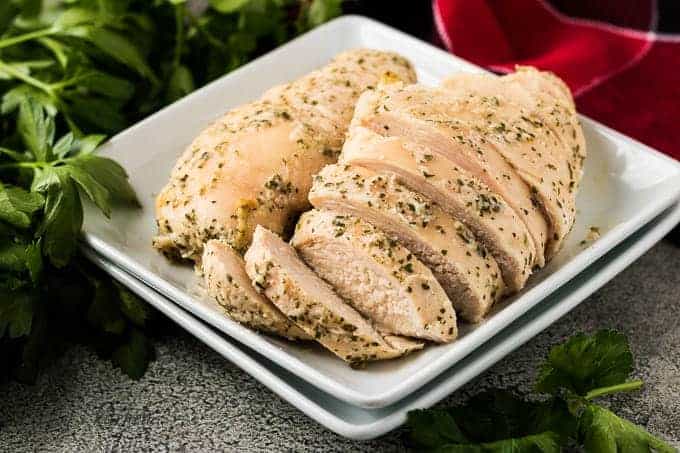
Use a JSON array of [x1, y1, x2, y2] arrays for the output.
[[433, 0, 680, 161]]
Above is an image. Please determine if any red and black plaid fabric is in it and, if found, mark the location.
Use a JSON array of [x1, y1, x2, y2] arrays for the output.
[[433, 0, 680, 161]]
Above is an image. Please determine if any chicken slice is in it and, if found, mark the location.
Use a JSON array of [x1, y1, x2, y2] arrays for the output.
[[341, 126, 535, 292], [154, 49, 417, 261], [291, 209, 457, 342], [382, 335, 425, 354], [201, 240, 310, 340], [352, 83, 548, 266], [441, 68, 585, 256], [309, 164, 504, 322], [508, 66, 587, 173], [244, 226, 421, 365]]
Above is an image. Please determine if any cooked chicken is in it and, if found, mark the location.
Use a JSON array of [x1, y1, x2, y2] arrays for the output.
[[155, 49, 584, 365], [441, 67, 586, 256], [351, 83, 548, 266], [202, 240, 310, 340], [308, 164, 504, 322], [382, 335, 425, 354], [291, 209, 457, 342], [341, 126, 536, 292], [154, 49, 416, 261], [153, 49, 415, 341], [244, 226, 422, 364]]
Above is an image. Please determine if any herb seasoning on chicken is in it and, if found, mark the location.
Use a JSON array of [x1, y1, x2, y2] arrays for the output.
[[154, 49, 416, 260]]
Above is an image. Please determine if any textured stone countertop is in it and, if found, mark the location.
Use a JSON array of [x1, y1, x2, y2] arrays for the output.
[[1, 238, 678, 452]]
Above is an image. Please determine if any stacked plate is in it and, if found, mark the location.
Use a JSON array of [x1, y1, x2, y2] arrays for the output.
[[80, 16, 680, 439]]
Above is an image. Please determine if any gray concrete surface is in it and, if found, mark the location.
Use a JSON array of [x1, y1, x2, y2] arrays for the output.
[[1, 239, 678, 452]]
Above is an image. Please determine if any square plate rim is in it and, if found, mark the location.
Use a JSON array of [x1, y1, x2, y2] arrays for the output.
[[81, 15, 680, 409], [81, 201, 680, 440]]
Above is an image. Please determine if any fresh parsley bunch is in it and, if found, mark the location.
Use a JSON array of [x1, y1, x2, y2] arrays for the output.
[[408, 330, 675, 452], [0, 0, 340, 382]]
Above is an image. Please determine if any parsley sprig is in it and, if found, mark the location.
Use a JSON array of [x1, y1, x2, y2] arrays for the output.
[[0, 0, 340, 382], [5, 99, 138, 266], [408, 330, 675, 452]]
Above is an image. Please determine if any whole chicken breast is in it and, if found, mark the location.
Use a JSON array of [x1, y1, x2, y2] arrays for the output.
[[154, 49, 416, 261]]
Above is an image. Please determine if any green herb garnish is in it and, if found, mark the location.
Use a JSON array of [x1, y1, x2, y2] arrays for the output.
[[0, 0, 340, 382], [407, 330, 675, 452]]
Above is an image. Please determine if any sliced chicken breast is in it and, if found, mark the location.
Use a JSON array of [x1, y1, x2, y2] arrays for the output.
[[352, 83, 548, 265], [441, 68, 585, 256], [291, 209, 457, 342], [507, 66, 586, 167], [309, 164, 504, 322], [244, 226, 421, 364], [154, 49, 416, 260], [202, 240, 310, 340], [382, 335, 426, 354], [341, 126, 536, 292]]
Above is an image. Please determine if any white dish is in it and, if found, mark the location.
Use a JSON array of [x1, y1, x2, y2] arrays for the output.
[[81, 16, 680, 409], [82, 201, 680, 440]]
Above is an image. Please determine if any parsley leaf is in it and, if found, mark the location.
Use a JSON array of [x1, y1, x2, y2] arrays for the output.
[[0, 2, 19, 34], [87, 277, 126, 335], [167, 64, 195, 103], [408, 391, 574, 452], [18, 99, 55, 162], [578, 404, 675, 453], [63, 160, 113, 217], [0, 146, 31, 162], [65, 154, 139, 206], [9, 301, 51, 384], [112, 328, 155, 380], [449, 391, 576, 443], [24, 240, 42, 283], [434, 432, 562, 453], [37, 167, 84, 268], [0, 288, 35, 339], [75, 134, 107, 155], [64, 94, 128, 133], [65, 26, 158, 80], [209, 0, 251, 14], [1, 85, 58, 116], [0, 240, 32, 272], [535, 330, 638, 398], [408, 409, 467, 448], [306, 0, 342, 28], [0, 183, 44, 228], [52, 132, 75, 159], [115, 281, 151, 327], [76, 71, 135, 102], [536, 331, 672, 452], [409, 412, 561, 453]]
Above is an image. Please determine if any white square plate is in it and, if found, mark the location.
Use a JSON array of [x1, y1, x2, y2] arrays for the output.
[[81, 16, 680, 409], [82, 201, 680, 440]]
